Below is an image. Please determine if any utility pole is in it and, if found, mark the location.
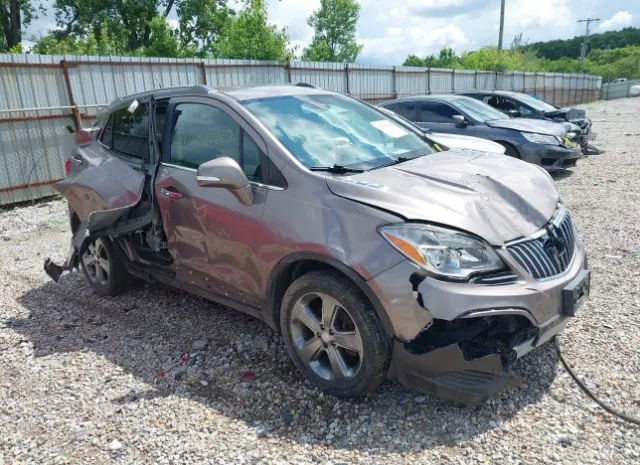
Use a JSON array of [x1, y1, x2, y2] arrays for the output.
[[498, 0, 506, 51], [577, 18, 600, 71]]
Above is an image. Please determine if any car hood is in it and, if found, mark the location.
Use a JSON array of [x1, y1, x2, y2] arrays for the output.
[[326, 150, 558, 245], [544, 107, 587, 122], [429, 132, 506, 154], [486, 118, 568, 136]]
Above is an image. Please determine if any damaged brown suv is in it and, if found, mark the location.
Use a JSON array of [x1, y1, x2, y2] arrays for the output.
[[46, 85, 590, 401]]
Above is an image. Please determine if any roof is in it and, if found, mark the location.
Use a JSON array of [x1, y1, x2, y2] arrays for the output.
[[381, 94, 475, 104], [462, 90, 524, 98], [109, 84, 332, 109]]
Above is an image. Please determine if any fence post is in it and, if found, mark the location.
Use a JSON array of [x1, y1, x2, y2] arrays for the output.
[[285, 61, 292, 83], [494, 71, 498, 90], [451, 68, 455, 93], [199, 61, 207, 85], [345, 63, 350, 95], [60, 60, 81, 131], [427, 67, 431, 95], [533, 72, 537, 96], [474, 70, 478, 90], [391, 65, 397, 99], [511, 71, 515, 91]]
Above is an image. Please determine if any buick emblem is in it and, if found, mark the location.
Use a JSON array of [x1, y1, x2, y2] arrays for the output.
[[544, 227, 567, 261]]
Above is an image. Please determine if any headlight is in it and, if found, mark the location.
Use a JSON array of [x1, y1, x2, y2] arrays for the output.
[[379, 224, 504, 280], [521, 132, 560, 145]]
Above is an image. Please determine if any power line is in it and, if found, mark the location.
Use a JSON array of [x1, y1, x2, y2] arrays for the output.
[[577, 18, 600, 71]]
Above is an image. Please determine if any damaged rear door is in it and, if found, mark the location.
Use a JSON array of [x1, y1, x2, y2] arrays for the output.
[[55, 100, 151, 232]]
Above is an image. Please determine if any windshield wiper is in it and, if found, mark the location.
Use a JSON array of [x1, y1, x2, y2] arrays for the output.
[[309, 164, 364, 174]]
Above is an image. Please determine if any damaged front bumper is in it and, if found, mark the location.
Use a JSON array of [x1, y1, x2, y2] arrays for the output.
[[369, 239, 589, 402]]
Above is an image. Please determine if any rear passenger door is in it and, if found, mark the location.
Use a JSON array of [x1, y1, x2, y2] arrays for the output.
[[382, 101, 417, 122], [417, 101, 474, 135], [155, 97, 276, 307]]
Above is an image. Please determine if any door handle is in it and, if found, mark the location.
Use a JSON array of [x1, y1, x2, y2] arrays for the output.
[[160, 187, 184, 200], [71, 154, 85, 164]]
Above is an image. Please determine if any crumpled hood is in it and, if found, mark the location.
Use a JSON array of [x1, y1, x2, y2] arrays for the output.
[[326, 150, 559, 245], [486, 118, 568, 136], [544, 107, 587, 122]]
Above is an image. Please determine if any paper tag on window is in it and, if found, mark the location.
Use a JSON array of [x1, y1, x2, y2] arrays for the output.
[[371, 120, 408, 138]]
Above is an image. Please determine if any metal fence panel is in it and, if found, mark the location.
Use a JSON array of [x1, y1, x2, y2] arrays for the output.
[[0, 53, 604, 206]]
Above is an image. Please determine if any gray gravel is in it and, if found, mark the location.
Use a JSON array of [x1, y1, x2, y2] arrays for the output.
[[1, 97, 640, 464]]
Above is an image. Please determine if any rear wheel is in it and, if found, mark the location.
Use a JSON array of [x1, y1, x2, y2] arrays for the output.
[[280, 271, 390, 398], [80, 237, 129, 296]]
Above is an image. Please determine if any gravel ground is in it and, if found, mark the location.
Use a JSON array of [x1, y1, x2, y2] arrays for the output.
[[1, 97, 639, 465]]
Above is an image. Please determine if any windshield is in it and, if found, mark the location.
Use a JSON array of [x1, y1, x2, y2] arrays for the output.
[[242, 94, 434, 170], [453, 97, 507, 122], [507, 93, 557, 112]]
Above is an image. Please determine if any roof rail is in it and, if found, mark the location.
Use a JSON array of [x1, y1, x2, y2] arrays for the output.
[[294, 82, 317, 88]]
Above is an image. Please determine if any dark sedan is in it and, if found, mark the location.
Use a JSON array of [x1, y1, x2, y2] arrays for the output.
[[379, 95, 583, 172], [463, 90, 601, 155]]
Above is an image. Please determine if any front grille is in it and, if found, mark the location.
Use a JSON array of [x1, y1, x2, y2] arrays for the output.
[[507, 207, 575, 280]]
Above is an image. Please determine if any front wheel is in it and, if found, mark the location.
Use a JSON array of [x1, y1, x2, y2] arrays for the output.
[[280, 271, 390, 398], [80, 237, 129, 296]]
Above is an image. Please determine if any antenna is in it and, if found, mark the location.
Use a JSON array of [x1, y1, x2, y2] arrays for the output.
[[577, 18, 600, 72], [155, 77, 163, 89]]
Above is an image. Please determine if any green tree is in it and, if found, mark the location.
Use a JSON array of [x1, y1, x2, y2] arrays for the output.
[[213, 0, 291, 60], [302, 0, 362, 62], [177, 0, 233, 54], [48, 0, 232, 54], [403, 54, 425, 67], [0, 0, 37, 51]]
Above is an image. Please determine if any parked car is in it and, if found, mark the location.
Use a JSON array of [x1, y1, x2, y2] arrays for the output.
[[379, 95, 583, 171], [462, 90, 601, 155], [45, 85, 590, 402], [377, 106, 506, 155]]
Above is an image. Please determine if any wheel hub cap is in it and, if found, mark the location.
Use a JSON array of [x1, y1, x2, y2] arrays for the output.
[[290, 292, 364, 381]]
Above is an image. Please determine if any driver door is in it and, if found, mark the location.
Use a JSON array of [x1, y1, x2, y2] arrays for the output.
[[155, 97, 269, 307]]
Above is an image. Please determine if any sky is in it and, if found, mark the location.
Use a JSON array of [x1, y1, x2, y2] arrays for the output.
[[24, 0, 640, 64]]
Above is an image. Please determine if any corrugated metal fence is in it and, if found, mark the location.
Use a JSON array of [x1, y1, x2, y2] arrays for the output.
[[0, 54, 602, 206], [601, 80, 640, 100]]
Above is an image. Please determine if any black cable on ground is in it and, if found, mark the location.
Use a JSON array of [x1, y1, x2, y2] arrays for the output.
[[554, 337, 640, 427]]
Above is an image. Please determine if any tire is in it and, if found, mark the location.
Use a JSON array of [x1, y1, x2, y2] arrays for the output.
[[280, 271, 390, 398], [499, 142, 521, 159], [79, 237, 130, 296]]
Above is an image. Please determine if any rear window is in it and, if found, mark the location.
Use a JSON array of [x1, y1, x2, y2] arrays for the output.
[[100, 101, 149, 159]]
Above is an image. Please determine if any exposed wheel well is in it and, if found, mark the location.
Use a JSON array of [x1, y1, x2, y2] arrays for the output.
[[496, 141, 520, 159], [267, 257, 395, 339], [70, 210, 81, 234]]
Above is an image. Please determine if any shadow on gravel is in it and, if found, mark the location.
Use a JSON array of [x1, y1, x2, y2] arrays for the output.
[[551, 170, 575, 181], [13, 274, 559, 453]]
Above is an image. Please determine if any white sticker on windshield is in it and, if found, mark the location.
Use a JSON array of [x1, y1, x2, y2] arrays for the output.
[[370, 119, 408, 138]]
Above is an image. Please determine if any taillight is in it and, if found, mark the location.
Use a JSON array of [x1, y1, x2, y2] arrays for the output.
[[64, 158, 72, 176], [75, 129, 91, 145]]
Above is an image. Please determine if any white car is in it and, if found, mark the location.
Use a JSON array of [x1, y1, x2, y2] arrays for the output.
[[377, 106, 506, 155]]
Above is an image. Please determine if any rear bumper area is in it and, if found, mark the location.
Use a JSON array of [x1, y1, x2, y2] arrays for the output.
[[519, 142, 582, 171], [370, 239, 589, 402]]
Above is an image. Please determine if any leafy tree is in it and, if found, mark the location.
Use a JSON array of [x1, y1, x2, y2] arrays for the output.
[[213, 0, 291, 60], [0, 0, 38, 51], [403, 54, 425, 67], [177, 0, 233, 54], [302, 0, 362, 62]]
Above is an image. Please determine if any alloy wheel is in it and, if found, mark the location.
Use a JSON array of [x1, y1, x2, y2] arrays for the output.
[[82, 238, 110, 285], [290, 292, 364, 381]]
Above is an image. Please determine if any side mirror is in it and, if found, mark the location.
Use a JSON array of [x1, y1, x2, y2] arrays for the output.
[[453, 115, 468, 127], [196, 157, 253, 205]]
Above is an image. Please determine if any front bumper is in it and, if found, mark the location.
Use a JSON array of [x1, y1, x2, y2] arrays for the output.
[[368, 235, 589, 401], [518, 142, 582, 172]]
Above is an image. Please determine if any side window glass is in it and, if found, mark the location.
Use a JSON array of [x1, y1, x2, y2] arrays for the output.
[[420, 102, 457, 123], [170, 103, 265, 183], [242, 132, 263, 182], [111, 102, 150, 159], [170, 103, 241, 169], [100, 113, 113, 146], [388, 102, 416, 121]]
